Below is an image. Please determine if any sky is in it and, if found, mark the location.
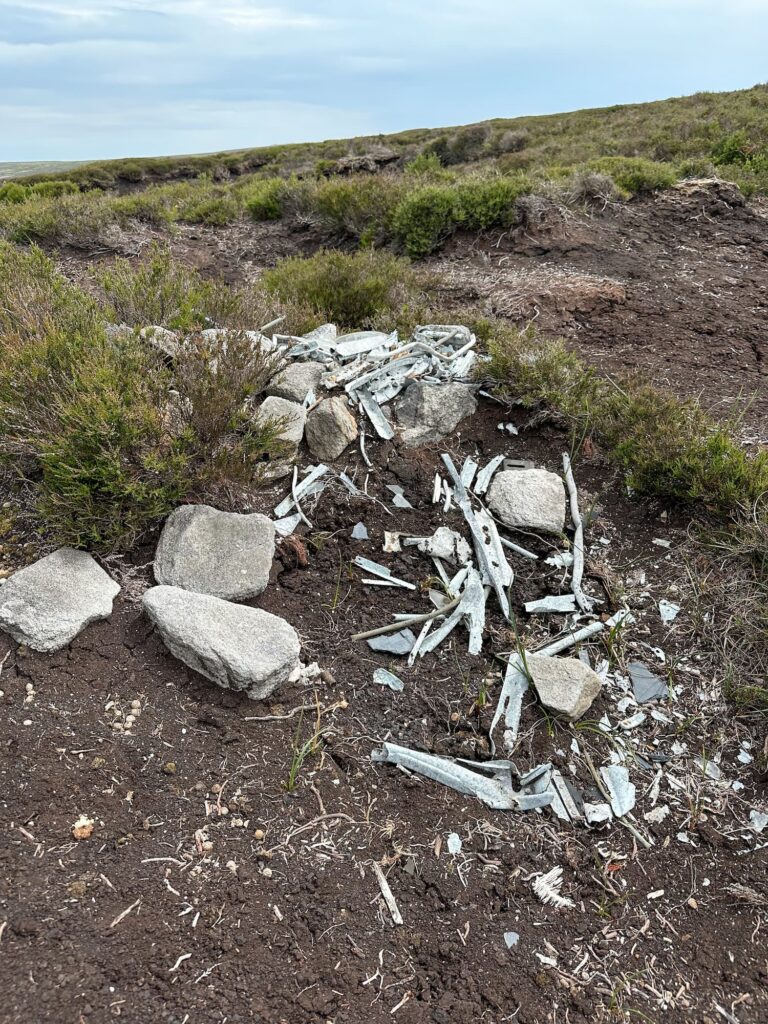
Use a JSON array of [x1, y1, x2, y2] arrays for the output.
[[1, 0, 768, 162]]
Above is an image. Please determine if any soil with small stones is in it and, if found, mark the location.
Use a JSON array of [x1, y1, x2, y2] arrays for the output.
[[1, 401, 767, 1024]]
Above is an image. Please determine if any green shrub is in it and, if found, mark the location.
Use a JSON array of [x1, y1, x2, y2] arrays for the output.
[[0, 192, 117, 247], [588, 157, 678, 195], [181, 193, 239, 226], [0, 242, 103, 341], [313, 175, 404, 243], [455, 175, 532, 229], [712, 130, 752, 165], [404, 152, 451, 179], [245, 178, 288, 220], [676, 157, 716, 179], [262, 248, 425, 328], [391, 184, 458, 257], [598, 384, 768, 510], [0, 182, 30, 204], [29, 180, 79, 199], [0, 289, 293, 549]]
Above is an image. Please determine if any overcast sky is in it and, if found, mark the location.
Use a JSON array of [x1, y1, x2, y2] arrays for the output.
[[2, 0, 767, 162]]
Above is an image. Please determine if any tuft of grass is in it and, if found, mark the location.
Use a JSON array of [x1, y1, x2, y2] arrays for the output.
[[261, 248, 427, 329]]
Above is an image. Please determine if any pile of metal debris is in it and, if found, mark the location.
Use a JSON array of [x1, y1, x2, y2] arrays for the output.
[[276, 322, 477, 440], [265, 322, 766, 862]]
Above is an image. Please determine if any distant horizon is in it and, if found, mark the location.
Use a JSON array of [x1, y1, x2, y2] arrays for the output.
[[2, 0, 768, 163], [2, 83, 765, 167]]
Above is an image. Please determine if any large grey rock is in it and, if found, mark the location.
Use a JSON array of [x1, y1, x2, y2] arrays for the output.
[[143, 585, 300, 700], [254, 395, 306, 447], [0, 548, 120, 652], [154, 505, 275, 600], [267, 362, 325, 403], [487, 469, 566, 534], [394, 382, 477, 446], [305, 396, 358, 461], [526, 655, 602, 720]]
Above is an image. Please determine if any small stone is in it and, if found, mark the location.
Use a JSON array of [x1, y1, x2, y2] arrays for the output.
[[162, 761, 177, 775], [305, 396, 358, 462], [201, 840, 213, 853], [130, 699, 142, 710], [254, 828, 265, 841], [267, 361, 325, 403], [487, 469, 566, 535], [255, 395, 306, 447], [394, 381, 476, 446], [526, 655, 602, 720], [91, 756, 106, 769], [125, 714, 135, 726], [262, 867, 273, 878], [154, 504, 275, 601], [68, 881, 87, 898], [72, 815, 95, 840], [0, 548, 120, 653], [139, 325, 180, 359], [143, 585, 301, 700]]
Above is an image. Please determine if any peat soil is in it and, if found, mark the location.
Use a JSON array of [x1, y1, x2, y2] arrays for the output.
[[428, 180, 768, 439], [1, 402, 767, 1024]]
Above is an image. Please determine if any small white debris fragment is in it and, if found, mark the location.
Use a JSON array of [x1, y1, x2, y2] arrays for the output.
[[584, 802, 612, 825], [659, 599, 681, 624], [504, 931, 520, 948], [749, 810, 768, 834], [652, 538, 672, 548], [373, 668, 404, 692], [446, 832, 462, 855], [694, 756, 721, 781], [524, 594, 577, 615], [351, 522, 369, 540], [383, 531, 402, 553], [545, 552, 574, 569], [600, 765, 636, 817], [644, 804, 670, 824], [371, 861, 403, 926], [386, 484, 413, 509], [647, 889, 665, 900], [532, 866, 574, 909]]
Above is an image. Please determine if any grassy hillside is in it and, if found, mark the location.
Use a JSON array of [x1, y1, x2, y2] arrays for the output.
[[10, 83, 768, 189]]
